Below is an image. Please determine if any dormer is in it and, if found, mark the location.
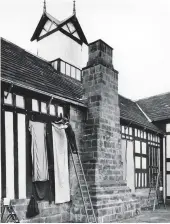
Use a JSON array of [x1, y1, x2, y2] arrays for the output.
[[31, 7, 88, 69]]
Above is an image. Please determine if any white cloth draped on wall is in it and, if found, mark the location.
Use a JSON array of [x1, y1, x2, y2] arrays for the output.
[[52, 123, 70, 204], [29, 121, 49, 182]]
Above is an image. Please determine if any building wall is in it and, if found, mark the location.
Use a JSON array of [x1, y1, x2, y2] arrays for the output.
[[153, 120, 170, 201], [37, 31, 88, 68], [121, 123, 163, 209], [1, 82, 86, 223]]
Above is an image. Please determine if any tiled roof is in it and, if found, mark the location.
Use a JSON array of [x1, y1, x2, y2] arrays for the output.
[[1, 38, 163, 133], [1, 38, 84, 106], [137, 93, 170, 122], [119, 95, 161, 133]]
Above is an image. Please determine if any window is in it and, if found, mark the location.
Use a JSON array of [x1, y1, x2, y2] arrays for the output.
[[61, 61, 65, 74], [71, 66, 76, 79], [58, 106, 63, 117], [66, 64, 70, 76], [135, 140, 148, 188], [32, 99, 39, 112], [148, 145, 159, 186], [144, 132, 146, 139], [52, 61, 58, 70], [4, 92, 13, 105], [166, 124, 170, 132], [49, 104, 56, 116], [76, 69, 81, 81], [16, 95, 25, 108], [41, 102, 47, 114], [129, 127, 132, 135]]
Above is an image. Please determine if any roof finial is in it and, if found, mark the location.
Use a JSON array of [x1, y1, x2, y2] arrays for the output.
[[43, 0, 46, 14], [73, 0, 76, 15]]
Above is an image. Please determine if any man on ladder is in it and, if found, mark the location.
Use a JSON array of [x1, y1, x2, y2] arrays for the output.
[[53, 117, 97, 223]]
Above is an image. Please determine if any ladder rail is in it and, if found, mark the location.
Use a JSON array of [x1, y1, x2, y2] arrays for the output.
[[153, 172, 160, 211], [77, 153, 97, 223], [70, 151, 90, 223]]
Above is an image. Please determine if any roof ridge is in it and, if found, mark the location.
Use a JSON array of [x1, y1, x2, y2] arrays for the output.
[[136, 102, 152, 122], [136, 91, 170, 102]]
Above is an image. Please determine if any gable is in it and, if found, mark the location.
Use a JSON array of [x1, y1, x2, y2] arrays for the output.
[[31, 13, 88, 45]]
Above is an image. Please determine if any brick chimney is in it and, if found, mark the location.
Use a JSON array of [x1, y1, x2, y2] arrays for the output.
[[82, 39, 122, 184], [81, 40, 140, 222]]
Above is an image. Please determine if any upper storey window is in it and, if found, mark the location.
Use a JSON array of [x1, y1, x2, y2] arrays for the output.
[[51, 59, 82, 81]]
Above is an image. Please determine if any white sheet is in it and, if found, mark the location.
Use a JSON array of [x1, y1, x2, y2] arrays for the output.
[[52, 123, 70, 204], [29, 121, 49, 182]]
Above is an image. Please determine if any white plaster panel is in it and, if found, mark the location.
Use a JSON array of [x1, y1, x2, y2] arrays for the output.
[[4, 92, 12, 105], [167, 162, 170, 171], [121, 139, 126, 181], [18, 114, 26, 199], [5, 111, 14, 199], [167, 135, 170, 158], [166, 124, 170, 132], [142, 142, 146, 154], [37, 31, 88, 68], [135, 140, 140, 153], [135, 156, 141, 168], [167, 175, 170, 196], [127, 141, 135, 192]]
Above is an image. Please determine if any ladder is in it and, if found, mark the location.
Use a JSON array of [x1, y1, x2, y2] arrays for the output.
[[70, 151, 97, 223], [1, 203, 20, 223], [147, 171, 166, 211], [153, 171, 166, 211]]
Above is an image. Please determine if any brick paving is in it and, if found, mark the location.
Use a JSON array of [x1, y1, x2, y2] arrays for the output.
[[119, 206, 170, 223]]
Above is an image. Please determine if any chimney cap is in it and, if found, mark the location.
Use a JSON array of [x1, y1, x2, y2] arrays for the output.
[[88, 39, 113, 50]]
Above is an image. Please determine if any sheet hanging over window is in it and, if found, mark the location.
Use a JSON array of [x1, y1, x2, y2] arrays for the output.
[[29, 121, 49, 182], [52, 123, 70, 204]]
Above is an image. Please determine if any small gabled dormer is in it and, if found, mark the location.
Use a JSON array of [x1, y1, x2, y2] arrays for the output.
[[31, 1, 88, 71]]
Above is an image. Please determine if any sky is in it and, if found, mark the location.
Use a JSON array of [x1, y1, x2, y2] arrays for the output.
[[0, 0, 170, 100]]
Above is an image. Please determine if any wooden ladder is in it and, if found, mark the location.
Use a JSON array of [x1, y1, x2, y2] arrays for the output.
[[147, 171, 166, 211], [71, 151, 97, 223]]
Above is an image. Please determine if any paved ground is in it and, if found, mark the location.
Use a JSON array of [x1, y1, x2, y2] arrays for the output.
[[121, 206, 170, 223]]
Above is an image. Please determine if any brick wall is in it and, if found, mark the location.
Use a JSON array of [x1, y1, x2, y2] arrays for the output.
[[1, 199, 70, 223]]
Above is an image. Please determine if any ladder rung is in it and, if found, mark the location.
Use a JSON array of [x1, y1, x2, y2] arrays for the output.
[[71, 152, 97, 223]]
